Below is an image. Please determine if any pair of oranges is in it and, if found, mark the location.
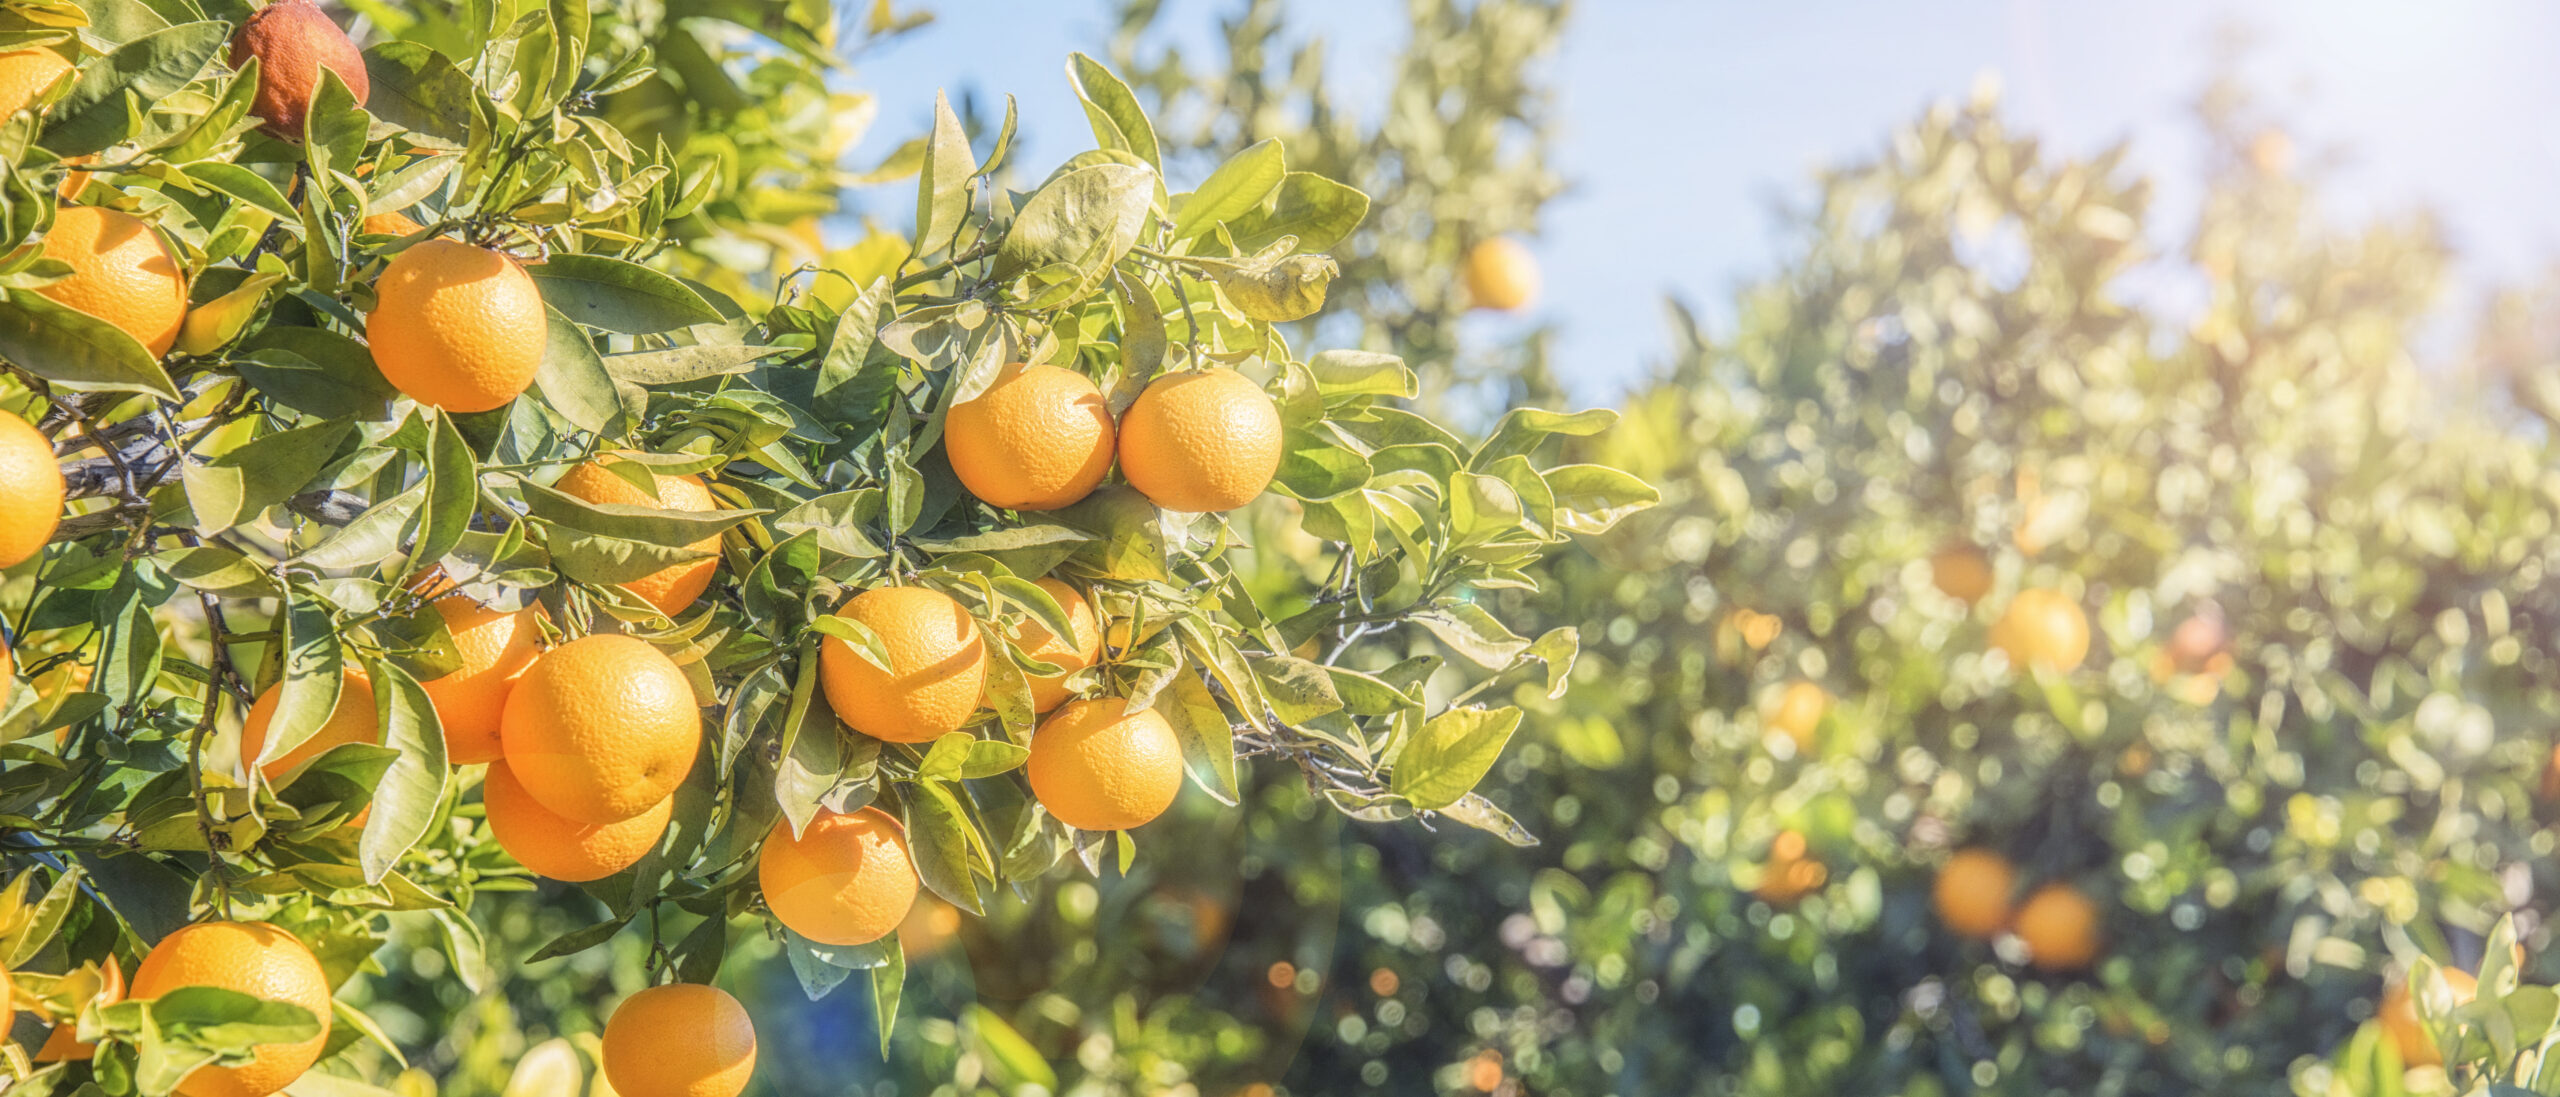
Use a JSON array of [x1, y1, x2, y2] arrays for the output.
[[1932, 848, 2104, 972], [946, 359, 1283, 516]]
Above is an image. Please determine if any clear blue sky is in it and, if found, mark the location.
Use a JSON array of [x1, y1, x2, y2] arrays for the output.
[[844, 0, 2560, 404]]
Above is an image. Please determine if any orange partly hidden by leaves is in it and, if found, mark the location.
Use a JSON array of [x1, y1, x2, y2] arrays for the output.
[[38, 206, 188, 358], [2013, 882, 2103, 971], [1763, 680, 1828, 752], [239, 668, 377, 783], [0, 48, 69, 118], [129, 921, 334, 1097], [757, 805, 920, 947], [229, 0, 369, 139], [2381, 967, 2478, 1068], [1991, 587, 2089, 672], [482, 760, 670, 882], [365, 239, 545, 412], [1011, 577, 1102, 713], [1027, 698, 1184, 832], [817, 585, 986, 744], [418, 596, 544, 765], [1463, 237, 1540, 312], [553, 456, 723, 616], [34, 955, 120, 1062], [1752, 829, 1827, 905], [602, 983, 758, 1097], [0, 408, 61, 569], [945, 362, 1115, 510], [362, 209, 424, 237], [1933, 847, 2018, 939], [1116, 368, 1282, 514], [498, 633, 700, 824]]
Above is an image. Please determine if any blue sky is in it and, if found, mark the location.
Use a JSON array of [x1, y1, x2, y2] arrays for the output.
[[843, 0, 2560, 404]]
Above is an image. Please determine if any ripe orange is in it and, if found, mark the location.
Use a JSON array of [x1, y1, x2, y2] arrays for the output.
[[601, 983, 758, 1097], [230, 0, 369, 139], [482, 760, 670, 882], [757, 806, 920, 946], [0, 48, 69, 117], [553, 456, 723, 616], [362, 209, 424, 237], [1463, 237, 1539, 312], [1930, 542, 1993, 604], [38, 206, 188, 358], [128, 921, 333, 1097], [418, 597, 544, 765], [0, 410, 55, 569], [1762, 680, 1827, 752], [2382, 967, 2478, 1067], [2013, 882, 2103, 971], [1751, 829, 1827, 905], [817, 586, 986, 744], [1991, 588, 2089, 672], [1026, 698, 1184, 832], [1010, 578, 1102, 713], [239, 668, 377, 782], [498, 633, 701, 824], [365, 239, 544, 412], [1116, 369, 1282, 513], [1932, 848, 2017, 939], [33, 955, 119, 1062], [945, 362, 1115, 510]]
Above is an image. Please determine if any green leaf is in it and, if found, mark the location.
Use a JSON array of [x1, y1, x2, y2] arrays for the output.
[[1543, 464, 1660, 534], [0, 292, 179, 400], [154, 544, 280, 599], [257, 593, 345, 771], [1156, 671, 1238, 806], [1066, 52, 1159, 171], [1249, 655, 1344, 725], [1272, 425, 1372, 502], [1392, 705, 1522, 811], [1438, 792, 1539, 847], [0, 867, 83, 969], [1307, 349, 1416, 401], [39, 20, 228, 156], [528, 255, 722, 335], [361, 42, 479, 148], [530, 305, 624, 435], [518, 479, 758, 547], [912, 90, 975, 255], [180, 417, 353, 533], [183, 163, 296, 221], [1173, 138, 1284, 242], [1413, 601, 1530, 668], [870, 938, 906, 1055], [1473, 407, 1619, 469], [601, 344, 782, 385], [1225, 172, 1370, 254], [356, 658, 448, 884], [411, 412, 478, 573], [961, 740, 1029, 779], [807, 613, 894, 675], [296, 478, 427, 570], [142, 985, 324, 1050], [905, 781, 983, 914], [992, 162, 1156, 296], [915, 732, 971, 783], [234, 327, 398, 420]]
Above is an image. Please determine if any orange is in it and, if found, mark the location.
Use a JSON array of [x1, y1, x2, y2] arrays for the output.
[[1463, 237, 1539, 312], [362, 209, 423, 237], [1932, 848, 2017, 939], [2382, 967, 2478, 1067], [0, 48, 70, 118], [229, 0, 368, 139], [756, 806, 919, 946], [945, 362, 1115, 510], [239, 668, 377, 782], [34, 955, 121, 1062], [2013, 882, 2103, 971], [482, 760, 670, 882], [1751, 829, 1827, 905], [553, 456, 722, 616], [817, 586, 985, 744], [1762, 680, 1827, 752], [128, 921, 333, 1097], [1010, 577, 1102, 713], [365, 239, 544, 412], [1026, 698, 1183, 832], [2164, 611, 2228, 674], [1116, 369, 1282, 513], [38, 206, 188, 358], [498, 633, 701, 824], [602, 982, 757, 1097], [1930, 542, 1993, 604], [1991, 588, 2089, 672], [418, 597, 544, 765]]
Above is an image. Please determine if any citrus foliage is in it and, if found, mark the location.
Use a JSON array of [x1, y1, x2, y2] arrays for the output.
[[0, 0, 1651, 1093]]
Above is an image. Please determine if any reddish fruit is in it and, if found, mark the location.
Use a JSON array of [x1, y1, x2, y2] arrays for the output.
[[230, 0, 369, 139]]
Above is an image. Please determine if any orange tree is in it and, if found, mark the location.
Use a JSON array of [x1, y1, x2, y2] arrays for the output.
[[0, 1, 1652, 1095]]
